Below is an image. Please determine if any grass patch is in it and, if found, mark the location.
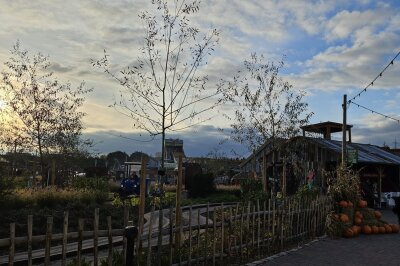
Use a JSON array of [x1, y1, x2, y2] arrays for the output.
[[182, 191, 240, 206]]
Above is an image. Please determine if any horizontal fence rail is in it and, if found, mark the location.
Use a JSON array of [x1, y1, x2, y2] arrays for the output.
[[0, 195, 332, 265]]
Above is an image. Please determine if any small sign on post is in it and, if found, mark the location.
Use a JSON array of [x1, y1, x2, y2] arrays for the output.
[[347, 147, 358, 164]]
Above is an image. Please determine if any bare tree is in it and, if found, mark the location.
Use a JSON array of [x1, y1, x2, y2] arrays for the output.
[[93, 0, 220, 177], [93, 2, 220, 261], [1, 42, 92, 182], [221, 53, 313, 192]]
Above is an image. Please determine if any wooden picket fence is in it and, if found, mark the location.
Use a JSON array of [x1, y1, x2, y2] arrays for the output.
[[0, 195, 332, 265]]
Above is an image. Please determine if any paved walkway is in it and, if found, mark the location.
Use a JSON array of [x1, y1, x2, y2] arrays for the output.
[[252, 210, 400, 266]]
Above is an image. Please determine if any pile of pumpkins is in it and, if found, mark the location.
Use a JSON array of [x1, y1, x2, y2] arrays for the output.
[[332, 199, 399, 238]]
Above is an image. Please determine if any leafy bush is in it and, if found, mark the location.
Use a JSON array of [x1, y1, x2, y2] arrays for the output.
[[100, 250, 123, 266], [295, 184, 320, 200], [186, 172, 215, 198], [0, 176, 14, 200], [67, 257, 91, 266], [240, 179, 269, 202], [70, 176, 109, 192]]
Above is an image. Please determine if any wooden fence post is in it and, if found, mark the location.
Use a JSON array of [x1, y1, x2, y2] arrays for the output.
[[205, 202, 210, 264], [62, 211, 69, 266], [196, 208, 201, 265], [220, 203, 224, 265], [123, 204, 129, 265], [8, 223, 15, 266], [45, 216, 53, 266], [212, 206, 217, 266], [107, 216, 113, 266], [188, 205, 193, 266], [147, 206, 155, 266], [27, 215, 33, 266], [169, 205, 173, 266], [77, 218, 84, 266], [94, 208, 99, 266], [138, 156, 148, 254], [175, 155, 183, 248]]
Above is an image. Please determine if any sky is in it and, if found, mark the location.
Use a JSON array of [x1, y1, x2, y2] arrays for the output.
[[0, 0, 400, 158]]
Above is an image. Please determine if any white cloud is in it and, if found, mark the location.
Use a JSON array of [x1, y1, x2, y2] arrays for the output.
[[325, 9, 389, 41]]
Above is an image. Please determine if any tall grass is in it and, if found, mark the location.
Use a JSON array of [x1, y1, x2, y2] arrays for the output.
[[2, 186, 108, 210]]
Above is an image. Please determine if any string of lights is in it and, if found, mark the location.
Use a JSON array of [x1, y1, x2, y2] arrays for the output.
[[106, 132, 158, 142], [349, 100, 400, 123], [348, 51, 400, 103]]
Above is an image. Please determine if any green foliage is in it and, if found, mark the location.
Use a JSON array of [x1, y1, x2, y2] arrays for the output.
[[325, 211, 345, 238], [240, 179, 269, 202], [149, 192, 176, 209], [70, 176, 109, 192], [0, 187, 108, 211], [327, 166, 361, 202], [67, 257, 91, 266], [186, 172, 215, 198], [0, 177, 14, 202], [295, 184, 320, 200], [182, 191, 240, 206], [100, 250, 123, 266]]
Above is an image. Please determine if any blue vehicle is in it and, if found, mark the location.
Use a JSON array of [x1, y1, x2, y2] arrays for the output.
[[117, 162, 150, 198]]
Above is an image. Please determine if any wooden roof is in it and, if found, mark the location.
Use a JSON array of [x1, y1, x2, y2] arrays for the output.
[[300, 121, 352, 134]]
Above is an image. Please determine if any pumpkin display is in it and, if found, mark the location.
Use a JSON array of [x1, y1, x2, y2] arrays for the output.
[[358, 200, 368, 208], [330, 197, 396, 239], [390, 224, 399, 233], [339, 213, 349, 223], [374, 211, 382, 219], [362, 225, 372, 234]]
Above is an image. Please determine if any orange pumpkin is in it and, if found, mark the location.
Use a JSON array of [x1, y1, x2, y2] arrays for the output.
[[358, 200, 368, 208], [340, 213, 349, 223], [355, 211, 363, 219], [351, 225, 360, 235], [378, 226, 386, 234], [390, 224, 399, 233], [356, 225, 362, 234], [372, 225, 379, 234], [362, 225, 372, 234], [374, 211, 382, 219], [354, 217, 362, 225], [384, 224, 392, 233], [347, 201, 353, 207], [339, 201, 348, 208], [343, 228, 354, 238]]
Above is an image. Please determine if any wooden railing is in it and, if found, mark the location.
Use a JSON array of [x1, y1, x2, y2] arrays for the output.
[[0, 195, 332, 265]]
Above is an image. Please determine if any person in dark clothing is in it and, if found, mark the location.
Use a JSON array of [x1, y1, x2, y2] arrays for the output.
[[361, 179, 374, 208], [393, 197, 400, 225]]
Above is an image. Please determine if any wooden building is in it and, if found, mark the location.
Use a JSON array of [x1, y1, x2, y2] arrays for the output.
[[240, 122, 400, 204]]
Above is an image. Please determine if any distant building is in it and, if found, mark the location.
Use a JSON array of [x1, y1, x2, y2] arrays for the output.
[[155, 138, 186, 169]]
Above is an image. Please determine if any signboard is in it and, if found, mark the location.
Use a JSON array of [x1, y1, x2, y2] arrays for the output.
[[347, 147, 358, 164]]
